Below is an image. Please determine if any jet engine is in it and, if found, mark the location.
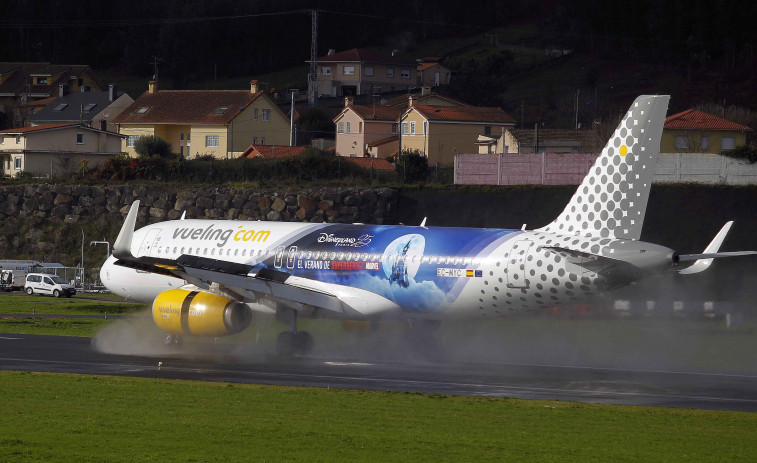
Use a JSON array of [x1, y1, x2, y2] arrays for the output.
[[152, 289, 252, 337]]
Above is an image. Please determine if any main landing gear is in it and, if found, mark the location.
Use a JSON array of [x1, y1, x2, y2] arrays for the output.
[[162, 333, 182, 346], [276, 308, 313, 356]]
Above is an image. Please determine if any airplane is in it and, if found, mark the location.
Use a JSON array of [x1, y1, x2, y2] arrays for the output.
[[100, 95, 756, 355]]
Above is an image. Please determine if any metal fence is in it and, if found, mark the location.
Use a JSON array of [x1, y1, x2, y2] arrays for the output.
[[454, 152, 757, 186]]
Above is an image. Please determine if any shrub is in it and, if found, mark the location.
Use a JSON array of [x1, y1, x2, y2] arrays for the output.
[[396, 149, 429, 183], [722, 145, 757, 164], [135, 135, 173, 158]]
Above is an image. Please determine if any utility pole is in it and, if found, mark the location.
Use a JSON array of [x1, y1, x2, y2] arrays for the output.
[[150, 56, 163, 81], [575, 89, 580, 130], [307, 9, 318, 107], [289, 90, 297, 146]]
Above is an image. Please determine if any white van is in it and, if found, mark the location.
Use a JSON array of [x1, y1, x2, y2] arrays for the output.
[[24, 273, 76, 298]]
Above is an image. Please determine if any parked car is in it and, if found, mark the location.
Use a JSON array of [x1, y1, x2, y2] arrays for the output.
[[24, 273, 76, 298]]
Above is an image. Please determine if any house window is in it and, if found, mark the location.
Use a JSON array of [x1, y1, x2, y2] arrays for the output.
[[37, 77, 48, 85], [126, 135, 139, 147], [410, 121, 416, 135], [83, 103, 97, 112], [15, 135, 21, 144], [401, 122, 408, 135], [391, 124, 397, 135], [262, 109, 271, 121], [365, 66, 374, 76], [252, 137, 257, 144], [674, 135, 689, 150], [0, 136, 3, 144], [260, 138, 265, 145], [338, 122, 344, 134], [205, 135, 220, 148], [346, 122, 351, 134], [721, 136, 735, 150], [322, 66, 332, 76], [700, 135, 709, 150], [387, 68, 394, 78], [484, 126, 491, 136], [253, 109, 259, 120], [76, 133, 84, 144], [53, 103, 68, 111], [400, 69, 410, 79], [14, 157, 21, 170], [214, 107, 228, 114], [136, 107, 149, 114], [343, 65, 355, 76]]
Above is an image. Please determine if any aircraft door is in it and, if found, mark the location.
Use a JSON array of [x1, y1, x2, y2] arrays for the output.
[[507, 239, 533, 288], [137, 228, 161, 257]]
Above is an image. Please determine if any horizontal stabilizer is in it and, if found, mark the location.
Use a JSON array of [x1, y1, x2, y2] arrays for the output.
[[678, 221, 756, 274]]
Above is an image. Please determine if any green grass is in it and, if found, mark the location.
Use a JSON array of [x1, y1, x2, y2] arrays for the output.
[[0, 294, 144, 316], [0, 371, 755, 462]]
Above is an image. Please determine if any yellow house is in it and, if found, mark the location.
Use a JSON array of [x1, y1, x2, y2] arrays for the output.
[[399, 101, 516, 166], [662, 109, 751, 153], [416, 62, 451, 87], [333, 96, 403, 157], [0, 123, 124, 177], [311, 48, 417, 98], [113, 81, 290, 159]]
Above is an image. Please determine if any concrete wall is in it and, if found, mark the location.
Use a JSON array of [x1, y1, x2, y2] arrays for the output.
[[455, 152, 757, 186]]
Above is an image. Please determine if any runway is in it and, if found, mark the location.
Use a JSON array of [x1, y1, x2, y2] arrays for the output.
[[2, 333, 757, 412]]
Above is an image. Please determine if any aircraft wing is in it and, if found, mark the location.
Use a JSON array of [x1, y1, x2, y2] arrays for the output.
[[112, 201, 401, 318]]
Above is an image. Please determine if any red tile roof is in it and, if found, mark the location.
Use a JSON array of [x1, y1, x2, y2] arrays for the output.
[[344, 156, 395, 171], [315, 48, 414, 66], [384, 92, 467, 107], [417, 62, 448, 71], [409, 105, 516, 124], [0, 123, 77, 134], [114, 90, 263, 124], [240, 145, 306, 159], [335, 105, 403, 122], [664, 109, 752, 131]]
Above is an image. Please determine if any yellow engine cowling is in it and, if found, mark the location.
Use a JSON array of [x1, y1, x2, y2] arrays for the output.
[[152, 289, 252, 337]]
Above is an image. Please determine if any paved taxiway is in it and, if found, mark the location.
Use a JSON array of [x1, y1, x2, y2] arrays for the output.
[[2, 333, 757, 411]]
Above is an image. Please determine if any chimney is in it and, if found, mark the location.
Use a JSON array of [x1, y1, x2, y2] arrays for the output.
[[59, 84, 68, 97], [250, 80, 258, 93], [344, 95, 354, 107], [408, 95, 414, 107], [327, 49, 335, 56], [148, 81, 157, 93], [108, 84, 117, 102], [421, 85, 431, 96]]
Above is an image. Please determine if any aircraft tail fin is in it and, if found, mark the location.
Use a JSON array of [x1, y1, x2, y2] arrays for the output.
[[539, 95, 670, 240]]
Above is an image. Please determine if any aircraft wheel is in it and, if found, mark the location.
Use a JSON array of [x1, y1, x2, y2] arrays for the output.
[[276, 331, 296, 356], [294, 331, 314, 355], [26, 287, 33, 295]]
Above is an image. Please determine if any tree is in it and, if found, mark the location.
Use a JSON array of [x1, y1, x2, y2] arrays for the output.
[[396, 149, 428, 183], [135, 135, 173, 158]]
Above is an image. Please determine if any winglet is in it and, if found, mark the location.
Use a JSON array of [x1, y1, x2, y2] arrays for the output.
[[679, 221, 732, 274], [420, 217, 427, 228], [113, 200, 140, 260]]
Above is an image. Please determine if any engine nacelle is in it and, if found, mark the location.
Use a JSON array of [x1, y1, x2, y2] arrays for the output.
[[152, 289, 252, 337]]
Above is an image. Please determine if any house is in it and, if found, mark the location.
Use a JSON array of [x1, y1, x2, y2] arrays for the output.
[[333, 96, 403, 158], [310, 48, 417, 98], [0, 62, 104, 127], [240, 145, 307, 159], [0, 123, 124, 177], [114, 80, 290, 159], [662, 109, 751, 153], [30, 84, 133, 133], [383, 86, 467, 107], [399, 100, 516, 165], [495, 129, 603, 154], [416, 62, 451, 87]]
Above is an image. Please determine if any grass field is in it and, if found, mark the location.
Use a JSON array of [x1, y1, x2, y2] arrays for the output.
[[1, 371, 756, 462]]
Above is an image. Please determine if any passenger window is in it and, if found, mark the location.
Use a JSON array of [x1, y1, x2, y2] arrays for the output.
[[361, 253, 368, 261], [338, 252, 345, 260], [453, 257, 460, 265], [298, 251, 305, 259], [314, 251, 321, 259], [188, 247, 193, 254], [203, 248, 208, 255], [306, 251, 312, 259], [330, 252, 336, 260], [346, 252, 353, 260]]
